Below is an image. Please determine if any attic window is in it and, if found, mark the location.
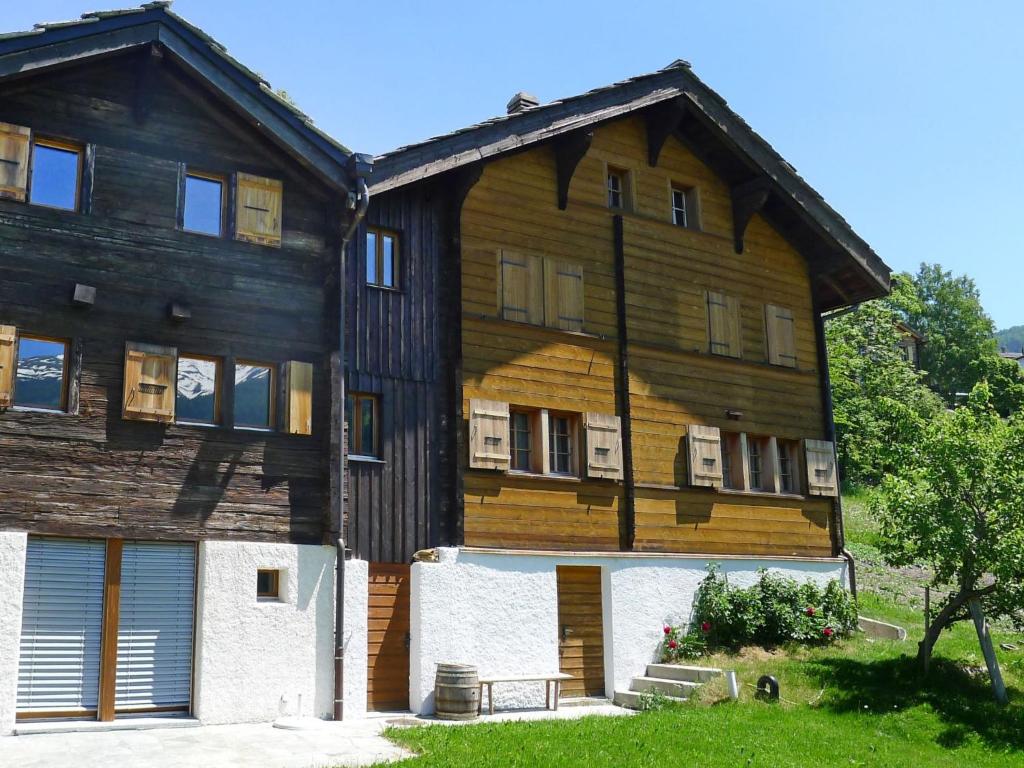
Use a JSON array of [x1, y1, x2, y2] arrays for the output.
[[607, 167, 631, 210], [30, 139, 82, 211], [671, 184, 700, 230], [183, 170, 225, 236], [366, 228, 398, 289]]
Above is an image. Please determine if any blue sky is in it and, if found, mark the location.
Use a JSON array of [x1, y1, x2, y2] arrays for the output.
[[9, 1, 1024, 330]]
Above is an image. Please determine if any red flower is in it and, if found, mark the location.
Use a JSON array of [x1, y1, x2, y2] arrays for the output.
[[701, 621, 711, 633], [664, 625, 672, 635], [823, 627, 834, 638], [668, 640, 678, 650], [806, 606, 816, 617]]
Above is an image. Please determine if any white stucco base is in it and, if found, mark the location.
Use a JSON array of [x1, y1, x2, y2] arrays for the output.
[[410, 547, 847, 714], [0, 532, 28, 735], [193, 542, 368, 724]]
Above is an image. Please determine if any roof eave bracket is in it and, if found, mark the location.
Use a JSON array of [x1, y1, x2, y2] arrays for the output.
[[553, 128, 593, 210], [731, 177, 771, 254], [644, 96, 688, 167]]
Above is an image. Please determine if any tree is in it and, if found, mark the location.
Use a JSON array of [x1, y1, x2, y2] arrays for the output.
[[826, 295, 942, 485], [870, 383, 1024, 695]]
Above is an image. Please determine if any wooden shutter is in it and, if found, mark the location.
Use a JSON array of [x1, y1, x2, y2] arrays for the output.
[[469, 398, 510, 470], [123, 342, 177, 423], [804, 439, 839, 497], [284, 361, 313, 436], [0, 122, 31, 202], [765, 304, 797, 367], [707, 290, 741, 358], [0, 325, 16, 407], [235, 173, 283, 247], [688, 424, 723, 487], [498, 251, 544, 325], [584, 412, 622, 480], [544, 259, 585, 332]]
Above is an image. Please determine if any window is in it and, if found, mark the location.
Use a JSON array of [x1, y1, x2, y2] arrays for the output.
[[548, 413, 576, 476], [765, 304, 797, 367], [707, 290, 742, 359], [234, 361, 275, 430], [777, 439, 799, 494], [366, 228, 398, 288], [510, 410, 533, 472], [607, 167, 630, 210], [721, 432, 745, 490], [30, 139, 82, 211], [176, 354, 221, 426], [182, 171, 225, 236], [747, 438, 764, 491], [497, 251, 584, 332], [257, 569, 280, 600], [671, 184, 699, 229], [15, 336, 68, 411], [345, 392, 378, 457]]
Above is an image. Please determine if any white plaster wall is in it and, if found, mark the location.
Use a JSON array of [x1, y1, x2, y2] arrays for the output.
[[193, 542, 369, 724], [341, 557, 369, 720], [0, 532, 27, 735], [410, 548, 847, 712]]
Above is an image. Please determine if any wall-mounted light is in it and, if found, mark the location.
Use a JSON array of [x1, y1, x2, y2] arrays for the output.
[[726, 409, 743, 421], [169, 302, 191, 322], [72, 283, 96, 307]]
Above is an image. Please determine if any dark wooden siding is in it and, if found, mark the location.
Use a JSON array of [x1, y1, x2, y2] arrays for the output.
[[0, 53, 338, 545], [344, 186, 449, 562]]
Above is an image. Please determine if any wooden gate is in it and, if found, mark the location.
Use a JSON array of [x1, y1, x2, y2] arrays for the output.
[[367, 563, 411, 711], [556, 565, 605, 698]]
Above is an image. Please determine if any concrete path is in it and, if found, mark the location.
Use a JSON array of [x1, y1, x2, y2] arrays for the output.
[[0, 719, 411, 768]]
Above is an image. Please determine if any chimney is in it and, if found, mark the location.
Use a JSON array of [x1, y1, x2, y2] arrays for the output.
[[506, 91, 540, 114]]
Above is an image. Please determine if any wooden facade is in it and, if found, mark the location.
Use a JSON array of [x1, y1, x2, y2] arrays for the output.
[[0, 47, 346, 545]]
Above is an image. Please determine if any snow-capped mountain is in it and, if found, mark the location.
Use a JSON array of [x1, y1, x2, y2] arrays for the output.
[[15, 354, 64, 381]]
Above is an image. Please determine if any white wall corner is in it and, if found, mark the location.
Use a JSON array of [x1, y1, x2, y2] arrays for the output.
[[341, 557, 368, 720], [0, 532, 27, 735]]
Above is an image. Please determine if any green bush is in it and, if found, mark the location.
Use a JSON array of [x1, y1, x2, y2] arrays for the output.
[[663, 566, 857, 656]]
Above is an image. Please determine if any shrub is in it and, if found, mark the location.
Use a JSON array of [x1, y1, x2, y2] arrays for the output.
[[659, 623, 707, 662]]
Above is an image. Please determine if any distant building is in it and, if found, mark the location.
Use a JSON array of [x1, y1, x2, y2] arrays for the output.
[[896, 322, 925, 369]]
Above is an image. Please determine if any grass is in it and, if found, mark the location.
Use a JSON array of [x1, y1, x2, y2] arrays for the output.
[[368, 494, 1024, 767]]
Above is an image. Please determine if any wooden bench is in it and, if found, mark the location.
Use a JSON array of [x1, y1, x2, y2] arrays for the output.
[[477, 673, 574, 715]]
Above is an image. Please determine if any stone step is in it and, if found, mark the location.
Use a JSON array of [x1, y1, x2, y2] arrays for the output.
[[629, 676, 700, 697], [645, 664, 723, 683], [614, 689, 688, 710]]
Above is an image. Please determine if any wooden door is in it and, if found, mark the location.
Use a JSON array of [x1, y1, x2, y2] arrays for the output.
[[556, 565, 605, 698], [367, 563, 411, 711]]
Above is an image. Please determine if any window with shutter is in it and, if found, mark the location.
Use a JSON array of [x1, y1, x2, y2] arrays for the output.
[[688, 424, 724, 487], [123, 342, 177, 423], [707, 290, 742, 358], [765, 304, 797, 367], [0, 122, 31, 202], [234, 173, 282, 247], [498, 251, 544, 325], [804, 439, 839, 497], [285, 361, 313, 436], [0, 325, 15, 407], [469, 398, 511, 470], [584, 412, 622, 480], [544, 259, 585, 332]]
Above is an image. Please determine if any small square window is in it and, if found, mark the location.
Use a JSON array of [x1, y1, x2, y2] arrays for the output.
[[30, 139, 81, 211], [257, 569, 280, 600], [671, 184, 699, 229], [366, 228, 398, 288], [176, 355, 222, 426], [345, 392, 379, 457], [14, 335, 68, 412], [234, 361, 275, 430], [607, 167, 631, 210], [183, 171, 225, 236]]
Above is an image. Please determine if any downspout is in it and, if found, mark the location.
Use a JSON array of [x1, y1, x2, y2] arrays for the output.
[[815, 309, 857, 599], [334, 155, 372, 721]]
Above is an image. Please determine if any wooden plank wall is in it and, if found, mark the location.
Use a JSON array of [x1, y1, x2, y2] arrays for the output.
[[459, 115, 834, 557], [345, 188, 447, 562], [0, 53, 337, 544]]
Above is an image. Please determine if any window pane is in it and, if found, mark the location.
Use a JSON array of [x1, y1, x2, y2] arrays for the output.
[[548, 415, 572, 474], [511, 412, 531, 471], [382, 235, 395, 288], [15, 337, 66, 410], [183, 174, 223, 236], [359, 397, 375, 455], [366, 231, 378, 285], [176, 356, 219, 424], [30, 144, 79, 210], [234, 363, 272, 428]]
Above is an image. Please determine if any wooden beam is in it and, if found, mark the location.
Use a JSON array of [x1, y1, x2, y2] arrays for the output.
[[644, 96, 688, 167], [98, 538, 123, 722], [969, 598, 1009, 705], [552, 129, 593, 210], [133, 43, 163, 125], [731, 177, 771, 254]]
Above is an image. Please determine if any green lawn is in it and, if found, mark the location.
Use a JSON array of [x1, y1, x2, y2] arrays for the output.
[[371, 495, 1024, 767]]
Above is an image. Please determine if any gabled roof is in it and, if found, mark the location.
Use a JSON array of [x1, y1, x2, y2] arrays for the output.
[[372, 61, 891, 311], [0, 2, 353, 192]]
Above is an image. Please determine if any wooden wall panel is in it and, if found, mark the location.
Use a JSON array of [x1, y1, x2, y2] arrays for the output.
[[0, 54, 336, 545]]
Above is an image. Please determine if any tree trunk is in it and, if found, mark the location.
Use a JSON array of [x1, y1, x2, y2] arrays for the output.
[[917, 589, 970, 672]]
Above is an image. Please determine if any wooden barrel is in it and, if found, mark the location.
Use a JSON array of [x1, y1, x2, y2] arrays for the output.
[[434, 663, 480, 720]]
